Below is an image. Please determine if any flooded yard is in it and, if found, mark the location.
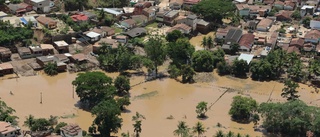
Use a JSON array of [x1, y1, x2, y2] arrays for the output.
[[189, 32, 216, 51], [0, 69, 318, 136]]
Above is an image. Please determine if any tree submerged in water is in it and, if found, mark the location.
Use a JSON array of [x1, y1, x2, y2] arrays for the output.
[[44, 62, 58, 76], [196, 101, 208, 118]]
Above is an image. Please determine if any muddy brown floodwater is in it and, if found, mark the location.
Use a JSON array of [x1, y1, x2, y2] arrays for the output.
[[0, 70, 319, 137]]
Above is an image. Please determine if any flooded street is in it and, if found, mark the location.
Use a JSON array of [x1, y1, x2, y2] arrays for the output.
[[0, 70, 319, 136]]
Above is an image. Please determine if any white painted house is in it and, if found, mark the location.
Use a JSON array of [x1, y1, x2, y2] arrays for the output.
[[310, 19, 320, 30]]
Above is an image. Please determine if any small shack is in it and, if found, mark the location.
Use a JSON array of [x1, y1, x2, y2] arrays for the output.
[[70, 53, 87, 64], [53, 41, 69, 53], [0, 63, 14, 75], [0, 47, 12, 62], [40, 44, 55, 55], [36, 56, 55, 67], [18, 47, 33, 59], [29, 46, 43, 57], [86, 31, 101, 42]]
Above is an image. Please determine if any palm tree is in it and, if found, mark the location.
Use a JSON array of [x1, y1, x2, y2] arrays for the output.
[[133, 120, 142, 137], [215, 130, 225, 137], [173, 121, 189, 137], [207, 36, 213, 49], [192, 122, 206, 137], [226, 131, 234, 137], [44, 62, 58, 76], [281, 79, 300, 101], [201, 36, 207, 49], [48, 115, 58, 126], [236, 133, 242, 137], [24, 115, 35, 129]]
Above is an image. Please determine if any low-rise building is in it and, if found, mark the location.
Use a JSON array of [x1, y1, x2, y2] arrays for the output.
[[131, 15, 148, 27], [53, 41, 69, 53], [71, 14, 88, 22], [169, 0, 183, 10], [305, 29, 320, 43], [256, 18, 273, 32], [276, 10, 293, 21], [36, 16, 57, 29], [18, 47, 33, 59], [225, 28, 243, 44], [30, 0, 51, 13], [29, 46, 43, 57], [54, 54, 69, 64], [0, 63, 14, 75], [40, 44, 55, 55], [167, 23, 192, 34], [36, 56, 55, 66], [196, 19, 210, 34], [310, 18, 320, 30], [120, 19, 137, 29], [85, 32, 101, 43], [7, 3, 32, 15], [123, 27, 147, 38], [113, 35, 128, 43], [142, 7, 156, 21], [0, 121, 20, 137], [238, 33, 255, 52], [156, 10, 179, 26], [100, 26, 115, 36], [0, 47, 12, 62], [60, 124, 82, 137], [70, 53, 87, 64], [93, 39, 118, 53]]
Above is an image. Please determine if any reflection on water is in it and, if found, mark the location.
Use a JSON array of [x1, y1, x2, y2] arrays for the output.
[[0, 70, 318, 136]]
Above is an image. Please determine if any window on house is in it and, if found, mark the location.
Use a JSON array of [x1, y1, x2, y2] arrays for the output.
[[39, 3, 42, 6]]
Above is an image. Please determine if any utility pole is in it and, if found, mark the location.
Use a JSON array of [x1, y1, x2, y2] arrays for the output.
[[40, 92, 42, 104], [72, 85, 74, 99]]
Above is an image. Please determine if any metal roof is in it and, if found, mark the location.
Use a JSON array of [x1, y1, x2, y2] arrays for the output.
[[86, 32, 101, 38], [238, 53, 254, 64], [97, 8, 123, 16]]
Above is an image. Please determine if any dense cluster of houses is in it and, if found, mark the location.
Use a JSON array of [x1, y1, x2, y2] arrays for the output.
[[216, 0, 320, 64], [0, 121, 83, 137]]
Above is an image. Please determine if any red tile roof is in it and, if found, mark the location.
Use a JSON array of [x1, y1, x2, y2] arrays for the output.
[[239, 33, 255, 49], [71, 14, 88, 22]]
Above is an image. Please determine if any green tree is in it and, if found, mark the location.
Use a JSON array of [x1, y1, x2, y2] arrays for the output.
[[230, 43, 240, 55], [207, 36, 214, 49], [201, 36, 207, 49], [291, 10, 301, 20], [192, 50, 215, 72], [287, 60, 304, 81], [0, 99, 18, 125], [116, 96, 131, 111], [72, 72, 116, 108], [281, 79, 300, 101], [54, 122, 67, 134], [91, 99, 123, 137], [215, 130, 224, 137], [29, 118, 51, 131], [266, 49, 287, 78], [229, 96, 258, 122], [217, 61, 231, 75], [191, 0, 235, 23], [302, 17, 311, 27], [166, 30, 185, 42], [250, 60, 273, 80], [114, 75, 130, 96], [24, 115, 35, 129], [231, 59, 249, 77], [196, 101, 208, 118], [180, 64, 195, 83], [226, 131, 235, 137], [309, 60, 320, 77], [43, 62, 58, 76], [144, 34, 167, 77], [192, 121, 206, 137], [133, 120, 142, 137], [173, 121, 190, 137]]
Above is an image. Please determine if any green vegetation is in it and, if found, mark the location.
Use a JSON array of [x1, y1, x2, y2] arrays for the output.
[[114, 75, 130, 96], [132, 112, 145, 137], [173, 121, 191, 137], [0, 20, 33, 46], [191, 0, 235, 23], [302, 17, 311, 27], [167, 38, 195, 83], [192, 50, 215, 72], [231, 59, 249, 77], [116, 96, 131, 111], [64, 0, 89, 11], [54, 122, 67, 134], [281, 79, 300, 101], [192, 122, 206, 137], [24, 115, 59, 132], [0, 99, 18, 125], [230, 43, 240, 55], [44, 62, 59, 76], [196, 101, 208, 118], [72, 72, 115, 108], [166, 30, 185, 42], [57, 14, 94, 32], [291, 10, 301, 20], [259, 100, 320, 136], [229, 96, 258, 122]]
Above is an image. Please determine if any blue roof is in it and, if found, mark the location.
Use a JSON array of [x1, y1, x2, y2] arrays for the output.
[[20, 17, 28, 25], [97, 8, 123, 16]]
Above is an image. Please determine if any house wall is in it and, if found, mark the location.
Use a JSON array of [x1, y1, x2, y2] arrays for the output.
[[239, 9, 250, 16], [310, 20, 320, 30], [31, 0, 50, 8], [240, 46, 250, 51], [0, 54, 11, 62], [305, 38, 318, 44], [196, 24, 209, 34], [19, 52, 33, 59], [186, 18, 197, 31], [257, 26, 268, 32], [90, 36, 101, 42]]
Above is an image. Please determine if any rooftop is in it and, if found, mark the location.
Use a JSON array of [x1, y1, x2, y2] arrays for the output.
[[86, 31, 101, 38], [239, 33, 255, 49], [164, 10, 179, 18], [238, 53, 254, 64], [257, 18, 273, 28], [31, 0, 45, 3], [36, 56, 55, 62], [97, 8, 123, 16], [0, 121, 18, 135], [123, 27, 146, 38], [40, 44, 55, 50], [54, 41, 69, 47], [61, 124, 82, 136], [71, 53, 87, 62]]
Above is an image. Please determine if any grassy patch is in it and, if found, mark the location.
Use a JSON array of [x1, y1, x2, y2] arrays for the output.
[[60, 113, 77, 119], [146, 22, 158, 28], [111, 25, 123, 34], [133, 91, 158, 100]]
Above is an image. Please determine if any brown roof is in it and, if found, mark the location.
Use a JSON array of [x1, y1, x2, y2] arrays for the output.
[[18, 47, 31, 54], [264, 0, 275, 4], [71, 53, 87, 62], [305, 30, 320, 40], [170, 0, 184, 5], [257, 18, 273, 28], [239, 33, 255, 49], [290, 38, 304, 47], [36, 16, 57, 25], [0, 47, 11, 55], [61, 124, 82, 136], [143, 8, 155, 14], [122, 19, 136, 25], [100, 26, 114, 32], [287, 46, 301, 54], [216, 28, 229, 36], [0, 63, 13, 70], [276, 10, 293, 19], [236, 4, 249, 10], [274, 1, 284, 5], [40, 44, 55, 50], [167, 23, 191, 33], [284, 1, 295, 7], [0, 122, 17, 134]]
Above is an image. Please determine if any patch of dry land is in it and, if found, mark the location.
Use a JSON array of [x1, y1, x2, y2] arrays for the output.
[[0, 70, 318, 137]]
